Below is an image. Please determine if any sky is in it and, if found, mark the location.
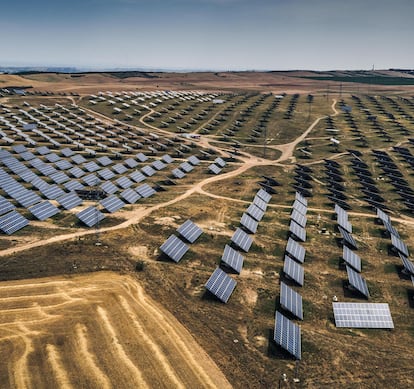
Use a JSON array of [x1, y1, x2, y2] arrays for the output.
[[1, 0, 413, 71]]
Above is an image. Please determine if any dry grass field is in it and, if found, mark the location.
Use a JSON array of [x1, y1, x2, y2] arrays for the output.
[[1, 71, 414, 388]]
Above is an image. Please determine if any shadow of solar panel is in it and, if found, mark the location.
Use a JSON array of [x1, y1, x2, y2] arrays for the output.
[[100, 181, 119, 194], [136, 152, 148, 162], [346, 265, 369, 298], [221, 244, 244, 274], [159, 234, 189, 262], [177, 219, 203, 243], [152, 160, 166, 170], [28, 201, 60, 221], [180, 162, 194, 173], [0, 195, 15, 216], [64, 180, 84, 192], [71, 154, 87, 164], [214, 157, 226, 168], [57, 192, 83, 210], [83, 161, 100, 172], [399, 253, 414, 276], [205, 267, 237, 303], [162, 154, 174, 164], [124, 158, 139, 168], [50, 171, 70, 184], [285, 238, 305, 263], [208, 164, 221, 175], [289, 221, 306, 242], [246, 203, 264, 221], [136, 184, 156, 198], [342, 246, 361, 272], [240, 213, 258, 234], [120, 188, 141, 204], [83, 174, 101, 186], [100, 195, 125, 213], [280, 282, 303, 320], [338, 226, 357, 250], [97, 156, 113, 166], [283, 256, 304, 286], [291, 209, 307, 228], [129, 171, 146, 183], [253, 195, 267, 211], [274, 311, 301, 360], [257, 188, 272, 203], [171, 168, 186, 179], [141, 165, 156, 176], [391, 234, 409, 257], [69, 166, 86, 178], [0, 210, 29, 234], [55, 160, 72, 170], [231, 227, 253, 252], [116, 176, 134, 189], [188, 155, 201, 165], [112, 163, 128, 175], [332, 302, 394, 328], [76, 206, 105, 227]]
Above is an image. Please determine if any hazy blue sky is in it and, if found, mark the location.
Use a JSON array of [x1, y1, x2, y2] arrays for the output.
[[1, 0, 413, 70]]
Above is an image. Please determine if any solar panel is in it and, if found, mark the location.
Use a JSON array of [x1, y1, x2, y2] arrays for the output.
[[292, 200, 307, 216], [0, 210, 29, 235], [61, 147, 75, 157], [63, 180, 84, 192], [12, 144, 27, 153], [83, 161, 100, 172], [116, 176, 134, 189], [162, 154, 174, 164], [376, 207, 390, 224], [274, 311, 301, 360], [291, 209, 307, 228], [97, 156, 113, 166], [97, 168, 115, 180], [36, 163, 57, 176], [20, 151, 36, 161], [0, 195, 15, 215], [332, 302, 394, 328], [69, 166, 86, 178], [83, 174, 101, 186], [152, 160, 167, 171], [246, 203, 264, 221], [240, 213, 258, 234], [100, 195, 125, 213], [31, 177, 49, 190], [109, 163, 126, 176], [71, 154, 87, 164], [41, 184, 66, 200], [253, 196, 268, 211], [55, 160, 73, 170], [36, 146, 51, 155], [171, 168, 186, 179], [180, 162, 194, 173], [289, 221, 306, 242], [280, 282, 303, 320], [231, 227, 253, 252], [221, 244, 244, 274], [141, 165, 156, 176], [205, 267, 237, 303], [283, 256, 304, 286], [285, 238, 305, 263], [391, 234, 409, 257], [337, 212, 352, 233], [188, 155, 201, 165], [136, 152, 148, 162], [14, 190, 42, 208], [338, 226, 358, 250], [399, 253, 414, 276], [50, 171, 70, 184], [342, 246, 362, 272], [346, 265, 369, 298], [100, 181, 119, 194], [44, 153, 61, 163], [76, 206, 105, 227], [120, 188, 141, 204], [129, 170, 146, 183], [257, 188, 272, 203], [56, 192, 83, 210], [159, 234, 189, 262], [214, 157, 226, 167], [208, 164, 221, 175], [136, 183, 156, 198], [28, 201, 60, 221], [177, 219, 203, 243], [124, 158, 139, 169]]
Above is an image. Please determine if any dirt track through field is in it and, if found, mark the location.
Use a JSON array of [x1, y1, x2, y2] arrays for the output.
[[0, 272, 232, 389]]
